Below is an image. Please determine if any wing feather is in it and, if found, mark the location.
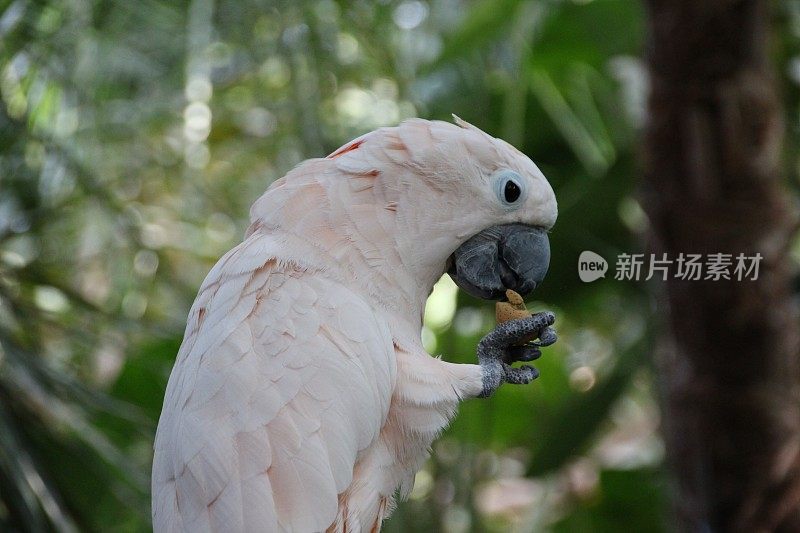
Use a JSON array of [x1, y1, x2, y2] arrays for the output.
[[152, 235, 396, 532]]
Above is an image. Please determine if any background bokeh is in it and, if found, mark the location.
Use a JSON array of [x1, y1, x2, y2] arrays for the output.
[[1, 0, 798, 531]]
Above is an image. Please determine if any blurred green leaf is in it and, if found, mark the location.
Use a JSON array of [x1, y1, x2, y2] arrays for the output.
[[527, 328, 649, 476], [425, 0, 529, 71], [553, 468, 668, 533]]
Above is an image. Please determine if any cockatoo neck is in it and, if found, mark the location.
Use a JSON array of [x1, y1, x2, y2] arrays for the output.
[[333, 248, 445, 339], [267, 229, 439, 340]]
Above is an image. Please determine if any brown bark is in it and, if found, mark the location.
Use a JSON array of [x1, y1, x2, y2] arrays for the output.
[[641, 1, 800, 531]]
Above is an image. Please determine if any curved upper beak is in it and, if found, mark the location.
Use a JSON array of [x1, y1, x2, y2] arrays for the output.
[[447, 223, 550, 300]]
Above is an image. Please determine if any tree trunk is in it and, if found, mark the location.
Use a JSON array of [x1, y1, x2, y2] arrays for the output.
[[641, 1, 800, 531]]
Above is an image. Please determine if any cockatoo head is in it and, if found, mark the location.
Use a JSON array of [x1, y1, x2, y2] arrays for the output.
[[380, 116, 557, 301], [249, 116, 556, 309]]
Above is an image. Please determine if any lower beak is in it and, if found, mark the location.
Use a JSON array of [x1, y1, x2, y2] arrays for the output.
[[447, 224, 550, 300]]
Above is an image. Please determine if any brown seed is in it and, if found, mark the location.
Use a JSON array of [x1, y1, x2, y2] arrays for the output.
[[495, 289, 536, 345]]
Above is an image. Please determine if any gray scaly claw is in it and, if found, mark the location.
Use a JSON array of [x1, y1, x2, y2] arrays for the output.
[[477, 311, 557, 398], [534, 326, 557, 347]]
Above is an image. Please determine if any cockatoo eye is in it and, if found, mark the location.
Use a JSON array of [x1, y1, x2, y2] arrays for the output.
[[504, 180, 521, 203], [494, 170, 526, 207]]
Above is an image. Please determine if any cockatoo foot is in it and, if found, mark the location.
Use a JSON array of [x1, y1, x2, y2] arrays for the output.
[[477, 312, 556, 398]]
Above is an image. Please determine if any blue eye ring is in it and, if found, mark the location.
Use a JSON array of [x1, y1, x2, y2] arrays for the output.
[[493, 170, 526, 208]]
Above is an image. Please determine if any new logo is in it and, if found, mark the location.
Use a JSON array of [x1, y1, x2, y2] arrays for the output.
[[578, 251, 608, 282]]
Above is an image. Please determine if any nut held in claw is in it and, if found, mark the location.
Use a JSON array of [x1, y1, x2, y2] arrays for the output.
[[495, 289, 537, 345]]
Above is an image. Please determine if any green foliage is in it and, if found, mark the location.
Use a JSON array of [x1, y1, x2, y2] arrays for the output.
[[552, 468, 667, 533]]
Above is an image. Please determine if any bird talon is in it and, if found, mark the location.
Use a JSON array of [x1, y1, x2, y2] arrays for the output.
[[478, 311, 555, 396], [504, 344, 542, 363], [504, 364, 539, 384], [536, 326, 557, 347]]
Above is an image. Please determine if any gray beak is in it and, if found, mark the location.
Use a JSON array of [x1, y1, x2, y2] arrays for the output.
[[447, 224, 550, 300]]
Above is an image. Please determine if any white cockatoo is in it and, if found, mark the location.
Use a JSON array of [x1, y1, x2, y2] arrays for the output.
[[152, 117, 558, 532]]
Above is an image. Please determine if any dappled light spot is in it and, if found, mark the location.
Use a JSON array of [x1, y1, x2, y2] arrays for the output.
[[569, 365, 596, 392], [424, 274, 458, 330], [34, 286, 69, 313]]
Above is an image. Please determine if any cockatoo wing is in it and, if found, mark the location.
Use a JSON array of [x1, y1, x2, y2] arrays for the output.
[[152, 233, 396, 532]]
